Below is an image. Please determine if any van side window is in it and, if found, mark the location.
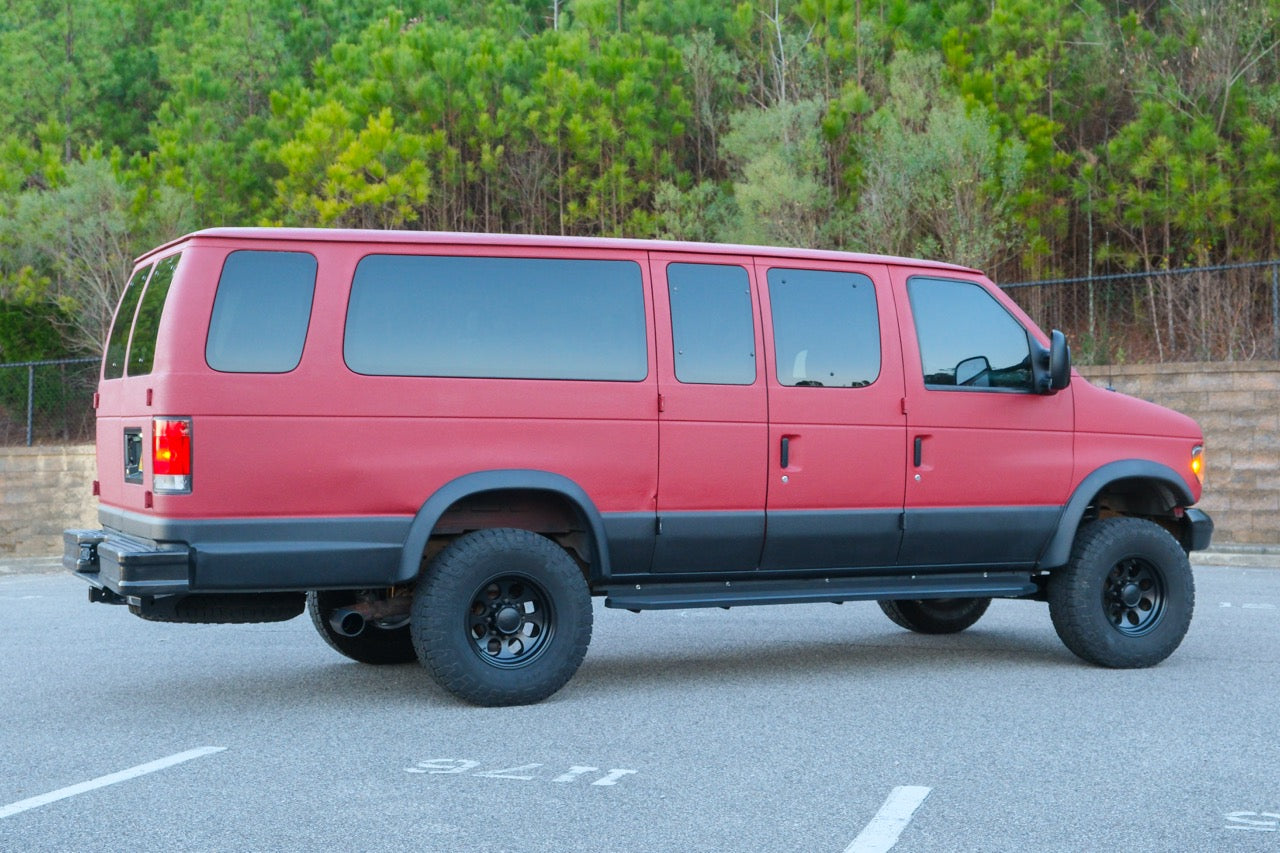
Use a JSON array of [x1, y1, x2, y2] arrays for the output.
[[103, 264, 153, 380], [668, 263, 755, 385], [206, 251, 318, 373], [127, 254, 181, 377], [767, 268, 880, 388], [345, 255, 647, 381], [908, 277, 1032, 390]]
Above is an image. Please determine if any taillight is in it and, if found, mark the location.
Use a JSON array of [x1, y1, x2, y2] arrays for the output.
[[153, 417, 192, 493]]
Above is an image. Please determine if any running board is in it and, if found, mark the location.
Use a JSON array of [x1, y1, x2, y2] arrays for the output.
[[602, 572, 1037, 611]]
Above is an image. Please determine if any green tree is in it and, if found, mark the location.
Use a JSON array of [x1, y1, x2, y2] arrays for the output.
[[0, 154, 190, 354], [854, 53, 1026, 270]]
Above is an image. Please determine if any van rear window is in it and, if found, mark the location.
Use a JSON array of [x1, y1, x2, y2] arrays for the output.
[[103, 265, 152, 380], [206, 251, 317, 373], [344, 255, 648, 381], [127, 254, 180, 376]]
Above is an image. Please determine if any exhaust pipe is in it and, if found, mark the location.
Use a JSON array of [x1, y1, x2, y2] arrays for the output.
[[330, 607, 366, 637]]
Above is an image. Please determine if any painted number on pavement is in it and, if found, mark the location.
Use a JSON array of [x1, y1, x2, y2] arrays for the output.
[[1225, 811, 1279, 832], [406, 758, 637, 787]]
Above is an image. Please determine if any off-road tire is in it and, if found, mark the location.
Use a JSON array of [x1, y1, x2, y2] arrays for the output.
[[307, 590, 417, 665], [877, 597, 992, 634], [411, 528, 592, 707], [1048, 517, 1194, 668]]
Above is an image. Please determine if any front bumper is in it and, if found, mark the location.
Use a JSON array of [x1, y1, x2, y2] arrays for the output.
[[1185, 508, 1214, 552], [63, 528, 192, 599]]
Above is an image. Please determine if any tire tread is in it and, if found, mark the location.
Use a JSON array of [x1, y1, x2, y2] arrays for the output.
[[1048, 517, 1194, 668]]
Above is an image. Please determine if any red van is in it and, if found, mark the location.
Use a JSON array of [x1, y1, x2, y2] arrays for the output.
[[65, 229, 1212, 705]]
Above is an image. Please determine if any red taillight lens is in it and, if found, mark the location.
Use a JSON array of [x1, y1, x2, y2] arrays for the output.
[[152, 417, 191, 493]]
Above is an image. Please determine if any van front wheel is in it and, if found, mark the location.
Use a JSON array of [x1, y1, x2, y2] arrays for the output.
[[1048, 517, 1194, 668], [877, 597, 991, 634], [411, 528, 592, 707]]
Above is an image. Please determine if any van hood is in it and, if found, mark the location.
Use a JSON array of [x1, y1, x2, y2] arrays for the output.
[[1072, 373, 1203, 440]]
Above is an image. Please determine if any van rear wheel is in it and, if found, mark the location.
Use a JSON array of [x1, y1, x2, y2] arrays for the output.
[[307, 590, 417, 665], [411, 528, 592, 707], [1048, 517, 1194, 668], [877, 597, 991, 634]]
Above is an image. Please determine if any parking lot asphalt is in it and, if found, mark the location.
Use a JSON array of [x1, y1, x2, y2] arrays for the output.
[[3, 557, 1280, 851]]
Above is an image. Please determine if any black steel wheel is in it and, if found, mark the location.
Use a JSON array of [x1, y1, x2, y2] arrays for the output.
[[877, 597, 991, 634], [466, 574, 556, 667], [412, 528, 592, 706], [1102, 556, 1166, 636], [307, 590, 417, 665], [1048, 517, 1194, 668]]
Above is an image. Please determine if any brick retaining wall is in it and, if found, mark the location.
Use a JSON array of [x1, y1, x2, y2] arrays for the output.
[[1, 365, 1276, 557], [0, 445, 97, 558]]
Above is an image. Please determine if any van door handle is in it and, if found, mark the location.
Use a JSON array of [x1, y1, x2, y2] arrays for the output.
[[780, 436, 790, 469], [913, 436, 923, 467]]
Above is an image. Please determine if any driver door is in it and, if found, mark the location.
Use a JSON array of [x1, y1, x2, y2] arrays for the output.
[[892, 270, 1074, 567]]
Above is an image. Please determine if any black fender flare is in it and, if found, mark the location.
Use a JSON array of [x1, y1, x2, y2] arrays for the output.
[[1037, 460, 1195, 570], [395, 470, 611, 584]]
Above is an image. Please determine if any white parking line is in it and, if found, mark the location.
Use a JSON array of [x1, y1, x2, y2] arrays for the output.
[[845, 786, 932, 853], [0, 746, 226, 819]]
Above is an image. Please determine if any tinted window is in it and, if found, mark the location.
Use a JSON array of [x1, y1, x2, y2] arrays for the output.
[[908, 277, 1032, 390], [668, 263, 755, 385], [206, 251, 317, 373], [127, 254, 181, 376], [345, 255, 647, 381], [103, 265, 151, 380], [768, 268, 880, 388]]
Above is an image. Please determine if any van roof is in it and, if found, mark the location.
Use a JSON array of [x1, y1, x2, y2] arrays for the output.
[[142, 227, 980, 275]]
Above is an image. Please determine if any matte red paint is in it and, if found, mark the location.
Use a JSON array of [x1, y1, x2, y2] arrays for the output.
[[94, 229, 1204, 528]]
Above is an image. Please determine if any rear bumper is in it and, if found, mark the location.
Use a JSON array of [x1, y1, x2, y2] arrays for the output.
[[64, 509, 413, 599], [63, 528, 191, 599]]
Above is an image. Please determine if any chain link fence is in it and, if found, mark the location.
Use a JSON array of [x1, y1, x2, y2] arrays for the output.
[[1002, 261, 1280, 365], [0, 358, 98, 446]]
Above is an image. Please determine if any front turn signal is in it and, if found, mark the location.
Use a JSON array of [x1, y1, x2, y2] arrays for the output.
[[1190, 445, 1204, 484]]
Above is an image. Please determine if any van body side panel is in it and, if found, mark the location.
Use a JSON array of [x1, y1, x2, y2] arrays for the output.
[[891, 268, 1074, 566], [648, 253, 768, 573], [95, 238, 660, 591], [757, 261, 908, 571]]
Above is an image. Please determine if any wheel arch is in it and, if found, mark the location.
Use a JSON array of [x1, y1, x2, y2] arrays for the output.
[[395, 470, 610, 584], [1037, 460, 1196, 570]]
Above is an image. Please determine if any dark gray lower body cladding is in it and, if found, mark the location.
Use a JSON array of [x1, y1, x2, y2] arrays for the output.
[[602, 571, 1038, 611]]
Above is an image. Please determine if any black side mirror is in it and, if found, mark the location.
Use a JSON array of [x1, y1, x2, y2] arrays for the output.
[[1033, 329, 1072, 394], [1049, 329, 1071, 392]]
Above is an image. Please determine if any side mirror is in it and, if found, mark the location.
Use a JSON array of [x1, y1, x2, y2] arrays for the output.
[[955, 355, 991, 387], [1049, 329, 1071, 392], [1034, 329, 1072, 394]]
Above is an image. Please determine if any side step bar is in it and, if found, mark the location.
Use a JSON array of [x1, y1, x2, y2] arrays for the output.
[[602, 572, 1038, 611]]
